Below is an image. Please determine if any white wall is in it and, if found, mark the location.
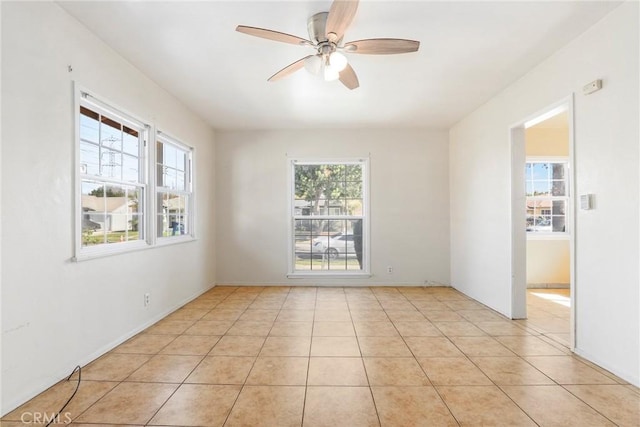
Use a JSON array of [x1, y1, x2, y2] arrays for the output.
[[215, 129, 450, 286], [526, 240, 570, 286], [1, 2, 216, 413], [450, 2, 638, 385]]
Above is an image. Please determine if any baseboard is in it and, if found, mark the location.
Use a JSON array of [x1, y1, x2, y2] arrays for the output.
[[527, 283, 570, 289], [215, 281, 451, 287], [573, 347, 640, 388], [2, 283, 216, 416]]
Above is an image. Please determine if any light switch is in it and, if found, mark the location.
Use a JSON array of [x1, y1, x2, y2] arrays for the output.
[[580, 194, 593, 210]]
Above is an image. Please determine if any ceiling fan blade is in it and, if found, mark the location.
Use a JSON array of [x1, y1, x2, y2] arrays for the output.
[[344, 38, 420, 55], [339, 64, 359, 90], [326, 0, 359, 43], [268, 55, 313, 82], [236, 25, 311, 46]]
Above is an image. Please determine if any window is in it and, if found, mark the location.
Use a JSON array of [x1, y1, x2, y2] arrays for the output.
[[77, 97, 148, 255], [75, 87, 196, 260], [525, 161, 569, 234], [289, 159, 368, 275], [156, 133, 193, 239]]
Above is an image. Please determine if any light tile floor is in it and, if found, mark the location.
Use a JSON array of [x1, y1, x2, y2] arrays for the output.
[[3, 286, 639, 426], [520, 289, 572, 347]]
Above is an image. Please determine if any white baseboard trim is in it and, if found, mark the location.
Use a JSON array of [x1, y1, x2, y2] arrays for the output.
[[573, 347, 640, 388], [215, 282, 451, 287], [527, 283, 570, 289]]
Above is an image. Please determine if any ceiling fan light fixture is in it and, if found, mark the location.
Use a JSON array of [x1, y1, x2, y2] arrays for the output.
[[323, 65, 340, 81], [329, 51, 348, 71], [304, 54, 322, 75]]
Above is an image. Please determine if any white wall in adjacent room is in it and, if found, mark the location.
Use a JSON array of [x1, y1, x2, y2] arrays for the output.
[[215, 129, 450, 287], [450, 2, 638, 385], [1, 2, 216, 413]]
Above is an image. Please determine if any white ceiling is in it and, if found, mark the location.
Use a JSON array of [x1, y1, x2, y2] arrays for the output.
[[58, 1, 620, 130]]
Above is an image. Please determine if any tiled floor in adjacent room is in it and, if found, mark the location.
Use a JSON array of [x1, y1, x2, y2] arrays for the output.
[[3, 286, 639, 426], [522, 288, 572, 348]]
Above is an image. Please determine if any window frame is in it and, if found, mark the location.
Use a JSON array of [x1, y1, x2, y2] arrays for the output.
[[74, 86, 151, 260], [287, 158, 370, 278], [154, 131, 196, 244], [73, 85, 197, 261], [525, 156, 571, 239]]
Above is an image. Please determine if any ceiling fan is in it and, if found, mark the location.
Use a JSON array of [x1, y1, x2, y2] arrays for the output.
[[236, 0, 420, 90]]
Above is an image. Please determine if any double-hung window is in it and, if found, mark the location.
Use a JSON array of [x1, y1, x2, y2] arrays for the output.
[[289, 159, 369, 276], [75, 88, 196, 260], [525, 160, 569, 234], [156, 133, 193, 240], [77, 94, 148, 257]]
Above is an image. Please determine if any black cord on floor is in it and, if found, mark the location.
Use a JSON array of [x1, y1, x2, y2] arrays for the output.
[[45, 365, 81, 427]]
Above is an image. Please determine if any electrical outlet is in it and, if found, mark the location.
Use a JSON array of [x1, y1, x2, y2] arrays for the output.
[[387, 266, 393, 274], [144, 293, 150, 307]]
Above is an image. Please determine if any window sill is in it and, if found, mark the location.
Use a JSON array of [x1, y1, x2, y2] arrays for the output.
[[73, 240, 151, 262], [287, 272, 371, 279], [73, 235, 197, 262], [526, 233, 570, 241], [156, 235, 197, 247]]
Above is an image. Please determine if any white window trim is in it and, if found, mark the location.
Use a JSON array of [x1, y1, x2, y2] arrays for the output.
[[154, 130, 196, 246], [72, 83, 197, 261], [525, 157, 571, 240], [286, 157, 371, 278]]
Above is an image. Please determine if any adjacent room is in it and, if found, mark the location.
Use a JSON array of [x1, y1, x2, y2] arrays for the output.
[[1, 0, 638, 425]]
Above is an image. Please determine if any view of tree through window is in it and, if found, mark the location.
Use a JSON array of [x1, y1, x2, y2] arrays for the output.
[[292, 161, 366, 272], [525, 161, 568, 233]]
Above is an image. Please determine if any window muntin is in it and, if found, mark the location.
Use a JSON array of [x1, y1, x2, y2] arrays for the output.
[[291, 161, 367, 273], [525, 161, 569, 233], [78, 102, 146, 250], [156, 135, 193, 239]]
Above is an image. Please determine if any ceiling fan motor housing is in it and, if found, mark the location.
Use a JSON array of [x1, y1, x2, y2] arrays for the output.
[[308, 12, 342, 45]]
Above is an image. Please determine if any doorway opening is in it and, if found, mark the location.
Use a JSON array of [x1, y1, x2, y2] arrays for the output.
[[510, 98, 575, 349]]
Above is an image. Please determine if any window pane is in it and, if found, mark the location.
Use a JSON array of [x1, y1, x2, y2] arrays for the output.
[[81, 181, 105, 246], [80, 141, 99, 175], [164, 167, 177, 190], [525, 182, 534, 197], [177, 171, 186, 191], [100, 116, 122, 151], [157, 192, 186, 237], [176, 150, 186, 172], [525, 163, 533, 180], [164, 143, 177, 169], [82, 183, 143, 245], [122, 126, 139, 156], [347, 199, 363, 215], [80, 107, 99, 143], [294, 217, 363, 271], [552, 163, 565, 179], [293, 162, 365, 272], [533, 181, 550, 196], [157, 164, 164, 187], [552, 216, 566, 232], [551, 180, 566, 196], [101, 149, 122, 179], [122, 154, 138, 183], [552, 200, 566, 215], [532, 163, 549, 180]]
